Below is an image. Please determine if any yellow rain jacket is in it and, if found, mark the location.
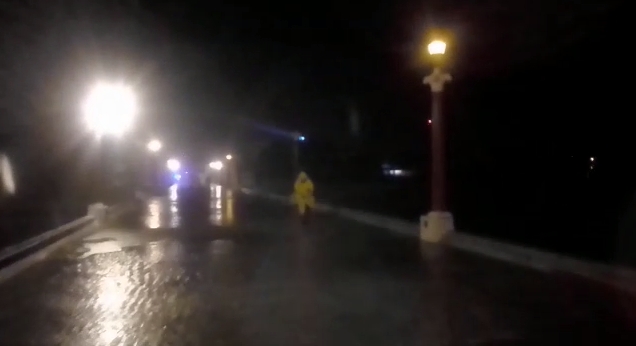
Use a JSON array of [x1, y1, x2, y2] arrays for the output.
[[292, 172, 315, 215]]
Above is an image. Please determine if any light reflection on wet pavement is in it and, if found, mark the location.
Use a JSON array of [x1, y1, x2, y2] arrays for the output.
[[143, 184, 235, 232], [0, 184, 634, 345]]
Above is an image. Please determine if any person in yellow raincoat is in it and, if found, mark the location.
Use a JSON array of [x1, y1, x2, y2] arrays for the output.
[[292, 171, 315, 224]]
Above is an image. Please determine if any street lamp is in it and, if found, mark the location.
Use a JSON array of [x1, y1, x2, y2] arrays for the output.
[[421, 39, 454, 243], [82, 82, 137, 192], [427, 40, 447, 55], [147, 139, 162, 153], [209, 160, 223, 171], [146, 139, 162, 189], [82, 82, 137, 137], [167, 158, 180, 172]]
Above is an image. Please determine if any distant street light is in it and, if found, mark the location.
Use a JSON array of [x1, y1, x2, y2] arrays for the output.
[[145, 139, 163, 189], [588, 157, 596, 178], [209, 160, 223, 171], [147, 139, 162, 153], [167, 158, 180, 172], [421, 38, 454, 243], [225, 154, 238, 188], [292, 131, 304, 175], [82, 82, 137, 137]]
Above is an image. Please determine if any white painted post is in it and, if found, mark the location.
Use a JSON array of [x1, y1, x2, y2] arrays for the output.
[[88, 203, 107, 226]]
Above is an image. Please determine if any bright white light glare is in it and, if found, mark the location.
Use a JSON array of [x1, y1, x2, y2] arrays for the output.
[[590, 157, 595, 162], [427, 40, 447, 55], [293, 132, 305, 142], [147, 139, 162, 152], [169, 203, 180, 228], [97, 277, 128, 343], [167, 158, 180, 172], [82, 82, 137, 136], [0, 154, 15, 195], [145, 199, 161, 229], [226, 154, 232, 160], [169, 184, 178, 201], [209, 161, 223, 170]]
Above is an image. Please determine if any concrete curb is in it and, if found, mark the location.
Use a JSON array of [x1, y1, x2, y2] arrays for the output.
[[242, 188, 636, 294], [0, 204, 125, 283]]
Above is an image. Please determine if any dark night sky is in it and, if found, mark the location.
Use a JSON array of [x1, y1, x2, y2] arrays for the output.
[[0, 0, 629, 165], [0, 0, 632, 258], [143, 0, 627, 158]]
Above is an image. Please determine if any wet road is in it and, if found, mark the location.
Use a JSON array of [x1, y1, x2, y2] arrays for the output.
[[0, 184, 634, 345]]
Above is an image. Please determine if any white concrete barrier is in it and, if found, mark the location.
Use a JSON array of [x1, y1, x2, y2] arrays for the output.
[[243, 187, 636, 294]]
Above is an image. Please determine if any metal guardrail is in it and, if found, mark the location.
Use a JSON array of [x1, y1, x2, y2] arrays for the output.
[[0, 203, 125, 270], [243, 187, 636, 295], [0, 215, 93, 264]]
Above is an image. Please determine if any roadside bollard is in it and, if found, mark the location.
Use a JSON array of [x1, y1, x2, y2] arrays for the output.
[[420, 212, 454, 243], [88, 203, 107, 227]]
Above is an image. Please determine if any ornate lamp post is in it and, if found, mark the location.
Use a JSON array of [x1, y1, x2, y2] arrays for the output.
[[421, 39, 455, 242]]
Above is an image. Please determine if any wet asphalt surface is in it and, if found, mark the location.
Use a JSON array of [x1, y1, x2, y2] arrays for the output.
[[0, 184, 634, 345]]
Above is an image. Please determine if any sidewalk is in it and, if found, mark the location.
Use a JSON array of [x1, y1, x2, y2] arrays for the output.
[[0, 187, 633, 345], [254, 178, 423, 220]]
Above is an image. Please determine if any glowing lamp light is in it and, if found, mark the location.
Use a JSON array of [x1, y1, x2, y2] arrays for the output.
[[0, 154, 16, 195], [292, 132, 305, 142], [427, 40, 447, 56], [147, 139, 162, 153], [82, 82, 137, 137], [167, 158, 180, 172], [209, 161, 223, 170]]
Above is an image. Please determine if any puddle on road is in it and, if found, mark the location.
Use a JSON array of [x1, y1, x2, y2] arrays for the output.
[[75, 230, 145, 259], [76, 240, 123, 259]]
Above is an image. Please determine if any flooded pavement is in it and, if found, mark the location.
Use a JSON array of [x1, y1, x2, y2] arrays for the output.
[[0, 184, 633, 345]]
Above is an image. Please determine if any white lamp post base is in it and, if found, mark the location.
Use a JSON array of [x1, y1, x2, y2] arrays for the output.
[[420, 211, 455, 243]]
